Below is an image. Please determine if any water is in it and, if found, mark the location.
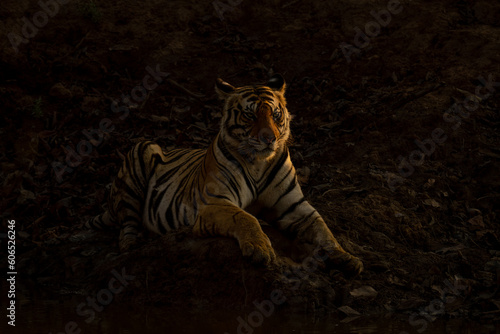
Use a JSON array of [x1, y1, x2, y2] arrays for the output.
[[2, 281, 499, 334]]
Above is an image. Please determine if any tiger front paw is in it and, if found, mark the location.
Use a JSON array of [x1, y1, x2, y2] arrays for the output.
[[240, 236, 276, 266], [325, 249, 363, 278]]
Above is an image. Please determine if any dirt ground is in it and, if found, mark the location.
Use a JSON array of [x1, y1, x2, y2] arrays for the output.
[[1, 0, 500, 323]]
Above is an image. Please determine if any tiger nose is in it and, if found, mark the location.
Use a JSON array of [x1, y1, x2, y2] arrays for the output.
[[259, 128, 276, 145]]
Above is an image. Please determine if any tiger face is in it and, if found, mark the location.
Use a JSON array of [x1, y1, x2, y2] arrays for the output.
[[215, 74, 291, 162]]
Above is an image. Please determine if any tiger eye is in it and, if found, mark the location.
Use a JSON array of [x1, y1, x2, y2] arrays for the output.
[[243, 111, 256, 120], [272, 110, 282, 120]]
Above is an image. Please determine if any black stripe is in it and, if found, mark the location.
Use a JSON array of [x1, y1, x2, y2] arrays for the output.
[[216, 137, 256, 197], [200, 191, 208, 205], [258, 149, 289, 193], [275, 166, 293, 189], [246, 96, 259, 102], [182, 205, 190, 226], [164, 199, 178, 232], [214, 159, 241, 193], [214, 174, 241, 206], [120, 201, 141, 216], [163, 161, 199, 230], [87, 217, 100, 228], [271, 175, 298, 207], [115, 177, 143, 201], [226, 107, 234, 125], [277, 197, 306, 221], [242, 91, 255, 99], [259, 96, 274, 102], [151, 187, 164, 217], [151, 183, 174, 232], [192, 188, 199, 217], [206, 189, 231, 201], [283, 210, 316, 235], [126, 148, 144, 193], [255, 88, 273, 94], [138, 141, 149, 181], [155, 158, 186, 184], [228, 124, 247, 132], [148, 149, 205, 233], [235, 88, 252, 94], [122, 215, 140, 223]]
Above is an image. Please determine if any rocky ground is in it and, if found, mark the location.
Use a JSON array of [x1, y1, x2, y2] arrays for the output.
[[1, 0, 500, 324]]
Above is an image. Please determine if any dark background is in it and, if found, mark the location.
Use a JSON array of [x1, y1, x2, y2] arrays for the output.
[[1, 0, 500, 321]]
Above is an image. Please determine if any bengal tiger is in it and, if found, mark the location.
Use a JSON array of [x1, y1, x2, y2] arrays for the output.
[[86, 74, 363, 277]]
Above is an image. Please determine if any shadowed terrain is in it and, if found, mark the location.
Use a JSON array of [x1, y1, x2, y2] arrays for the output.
[[1, 0, 500, 323]]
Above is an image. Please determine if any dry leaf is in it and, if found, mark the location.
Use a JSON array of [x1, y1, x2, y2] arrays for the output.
[[468, 215, 485, 228], [337, 305, 361, 316], [150, 115, 170, 123], [436, 244, 465, 254], [350, 286, 378, 298], [423, 199, 440, 208], [17, 188, 36, 204]]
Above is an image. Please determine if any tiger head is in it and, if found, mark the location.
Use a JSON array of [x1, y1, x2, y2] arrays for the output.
[[215, 74, 291, 162]]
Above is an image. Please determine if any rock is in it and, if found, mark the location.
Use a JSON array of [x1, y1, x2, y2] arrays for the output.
[[423, 199, 440, 208], [81, 96, 102, 112], [49, 83, 72, 100], [350, 286, 378, 299], [484, 258, 500, 272], [17, 188, 35, 204]]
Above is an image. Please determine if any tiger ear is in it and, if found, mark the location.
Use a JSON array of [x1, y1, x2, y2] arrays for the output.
[[215, 78, 235, 99], [267, 74, 286, 94]]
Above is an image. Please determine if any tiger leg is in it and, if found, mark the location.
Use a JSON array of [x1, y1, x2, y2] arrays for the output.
[[302, 216, 363, 277], [105, 176, 142, 252], [86, 209, 138, 251], [277, 202, 363, 277], [193, 203, 276, 266], [118, 211, 140, 252], [85, 210, 115, 229]]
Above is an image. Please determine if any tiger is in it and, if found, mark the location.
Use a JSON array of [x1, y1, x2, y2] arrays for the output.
[[86, 74, 363, 277]]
